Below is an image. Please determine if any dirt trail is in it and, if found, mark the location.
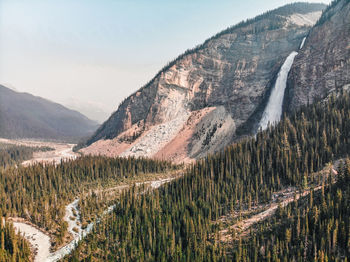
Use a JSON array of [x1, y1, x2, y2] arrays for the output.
[[220, 186, 322, 242], [219, 162, 340, 242]]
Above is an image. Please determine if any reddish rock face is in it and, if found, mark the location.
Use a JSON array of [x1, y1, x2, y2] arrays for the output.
[[81, 3, 327, 162]]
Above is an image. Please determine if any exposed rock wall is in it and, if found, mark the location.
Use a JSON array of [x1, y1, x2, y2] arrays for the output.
[[82, 4, 325, 162], [285, 0, 350, 112]]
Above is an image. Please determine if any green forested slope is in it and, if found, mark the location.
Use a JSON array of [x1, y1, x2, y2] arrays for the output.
[[234, 161, 350, 261], [0, 156, 176, 249], [67, 92, 350, 261]]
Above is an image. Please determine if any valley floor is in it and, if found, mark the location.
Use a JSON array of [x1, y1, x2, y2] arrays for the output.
[[10, 169, 182, 261], [0, 138, 78, 166]]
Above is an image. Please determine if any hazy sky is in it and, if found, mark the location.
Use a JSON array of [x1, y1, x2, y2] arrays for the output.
[[0, 0, 331, 122]]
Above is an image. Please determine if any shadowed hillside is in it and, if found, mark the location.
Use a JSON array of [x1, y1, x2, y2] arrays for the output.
[[0, 85, 98, 141]]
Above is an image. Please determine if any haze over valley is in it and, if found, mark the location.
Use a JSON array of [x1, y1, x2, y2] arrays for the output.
[[1, 0, 350, 261]]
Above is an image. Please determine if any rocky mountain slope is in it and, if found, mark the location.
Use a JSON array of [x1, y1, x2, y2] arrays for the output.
[[81, 3, 326, 162], [285, 0, 350, 112], [0, 85, 98, 141]]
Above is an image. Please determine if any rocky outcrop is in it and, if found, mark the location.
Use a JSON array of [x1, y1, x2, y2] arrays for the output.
[[285, 0, 350, 112], [82, 3, 325, 162]]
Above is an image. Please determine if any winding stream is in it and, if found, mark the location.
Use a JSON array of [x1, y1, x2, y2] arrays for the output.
[[13, 199, 93, 262], [12, 222, 51, 262], [12, 177, 176, 261]]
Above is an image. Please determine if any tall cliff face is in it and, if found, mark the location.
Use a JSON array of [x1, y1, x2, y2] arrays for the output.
[[82, 3, 325, 162], [285, 0, 350, 112]]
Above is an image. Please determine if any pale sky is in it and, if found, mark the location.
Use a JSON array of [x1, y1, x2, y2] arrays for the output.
[[0, 0, 331, 122]]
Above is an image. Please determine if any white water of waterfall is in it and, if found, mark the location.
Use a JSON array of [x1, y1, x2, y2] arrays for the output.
[[300, 37, 306, 49], [258, 51, 298, 131]]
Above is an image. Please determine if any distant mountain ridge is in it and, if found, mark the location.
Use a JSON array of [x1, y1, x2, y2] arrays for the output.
[[80, 3, 328, 162], [0, 85, 98, 141]]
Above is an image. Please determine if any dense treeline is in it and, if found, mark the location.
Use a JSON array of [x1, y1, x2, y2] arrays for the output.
[[0, 155, 177, 248], [67, 91, 350, 261], [0, 214, 31, 262], [0, 143, 53, 169], [235, 160, 350, 261]]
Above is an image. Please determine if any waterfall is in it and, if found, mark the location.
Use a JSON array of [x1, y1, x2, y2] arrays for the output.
[[300, 37, 306, 49], [258, 51, 298, 131]]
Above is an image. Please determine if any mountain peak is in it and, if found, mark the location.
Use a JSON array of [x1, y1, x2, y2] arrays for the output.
[[79, 3, 328, 162]]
